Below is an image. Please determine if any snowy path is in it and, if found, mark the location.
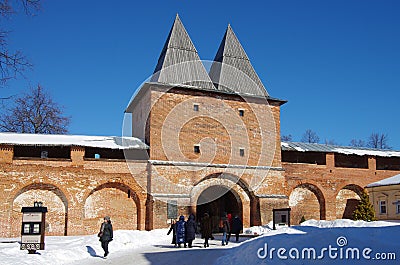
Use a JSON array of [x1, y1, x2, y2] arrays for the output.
[[69, 236, 245, 265], [3, 220, 400, 265]]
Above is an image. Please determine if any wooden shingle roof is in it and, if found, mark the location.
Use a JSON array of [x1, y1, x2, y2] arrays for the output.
[[209, 24, 269, 97], [151, 14, 216, 91]]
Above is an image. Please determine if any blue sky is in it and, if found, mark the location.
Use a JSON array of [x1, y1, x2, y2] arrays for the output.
[[3, 0, 400, 149]]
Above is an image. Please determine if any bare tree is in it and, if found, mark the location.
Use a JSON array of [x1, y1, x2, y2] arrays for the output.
[[367, 132, 391, 149], [0, 84, 70, 134], [301, 129, 320, 143], [0, 0, 40, 86], [350, 139, 366, 147], [324, 139, 338, 145], [281, 134, 293, 141]]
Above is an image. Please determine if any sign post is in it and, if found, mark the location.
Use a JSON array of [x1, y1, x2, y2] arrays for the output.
[[20, 202, 48, 254], [272, 208, 291, 230]]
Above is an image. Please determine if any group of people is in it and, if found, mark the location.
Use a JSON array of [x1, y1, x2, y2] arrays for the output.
[[96, 212, 243, 258], [167, 212, 243, 248]]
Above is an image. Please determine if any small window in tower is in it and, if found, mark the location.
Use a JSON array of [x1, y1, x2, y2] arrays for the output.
[[193, 104, 199, 112], [194, 145, 200, 154], [41, 151, 48, 158], [239, 109, 245, 117], [239, 148, 245, 157]]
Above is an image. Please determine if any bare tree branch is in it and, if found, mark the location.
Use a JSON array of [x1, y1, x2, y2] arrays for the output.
[[0, 84, 70, 134], [0, 0, 40, 86], [367, 132, 391, 149], [350, 139, 366, 147], [301, 129, 320, 143]]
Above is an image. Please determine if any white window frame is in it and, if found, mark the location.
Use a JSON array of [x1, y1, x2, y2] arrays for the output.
[[379, 200, 387, 214]]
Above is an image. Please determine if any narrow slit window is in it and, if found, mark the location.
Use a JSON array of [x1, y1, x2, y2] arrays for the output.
[[193, 104, 199, 112], [239, 148, 245, 157], [239, 109, 244, 117], [194, 145, 200, 154]]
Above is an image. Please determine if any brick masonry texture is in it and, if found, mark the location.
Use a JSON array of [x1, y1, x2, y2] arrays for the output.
[[1, 84, 400, 237]]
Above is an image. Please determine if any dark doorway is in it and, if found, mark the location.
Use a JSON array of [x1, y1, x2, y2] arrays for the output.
[[196, 186, 242, 232]]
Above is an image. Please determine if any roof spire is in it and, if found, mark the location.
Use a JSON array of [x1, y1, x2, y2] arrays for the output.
[[209, 24, 269, 97], [151, 15, 215, 90]]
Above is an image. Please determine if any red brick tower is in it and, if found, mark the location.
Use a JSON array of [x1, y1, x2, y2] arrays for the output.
[[126, 15, 287, 229]]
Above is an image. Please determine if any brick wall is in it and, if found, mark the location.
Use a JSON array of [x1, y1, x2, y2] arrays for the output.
[[0, 147, 148, 237]]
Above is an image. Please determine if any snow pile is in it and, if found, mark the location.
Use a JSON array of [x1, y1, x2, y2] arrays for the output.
[[0, 229, 169, 265], [214, 221, 400, 265], [243, 221, 291, 235], [244, 225, 272, 236], [301, 219, 400, 228]]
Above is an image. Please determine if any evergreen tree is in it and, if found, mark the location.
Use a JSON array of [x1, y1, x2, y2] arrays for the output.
[[299, 216, 306, 224], [352, 190, 376, 221]]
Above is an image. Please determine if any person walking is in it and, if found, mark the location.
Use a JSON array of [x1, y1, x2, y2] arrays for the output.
[[227, 213, 232, 242], [175, 215, 187, 248], [220, 214, 230, 246], [231, 215, 243, 242], [185, 214, 197, 248], [167, 219, 177, 247], [201, 212, 212, 248], [98, 216, 113, 257]]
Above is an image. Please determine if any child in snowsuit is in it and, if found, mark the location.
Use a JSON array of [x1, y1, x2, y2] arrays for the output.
[[175, 215, 187, 248]]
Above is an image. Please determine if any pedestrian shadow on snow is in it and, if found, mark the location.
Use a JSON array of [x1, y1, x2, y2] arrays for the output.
[[86, 245, 104, 258]]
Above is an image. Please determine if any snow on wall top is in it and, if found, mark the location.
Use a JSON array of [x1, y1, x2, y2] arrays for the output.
[[366, 174, 400, 188], [281, 141, 400, 158], [0, 132, 148, 150]]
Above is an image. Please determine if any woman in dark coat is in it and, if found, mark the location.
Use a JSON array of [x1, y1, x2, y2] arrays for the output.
[[185, 214, 197, 248], [99, 216, 113, 257], [231, 215, 243, 242], [167, 220, 177, 247], [200, 213, 212, 248]]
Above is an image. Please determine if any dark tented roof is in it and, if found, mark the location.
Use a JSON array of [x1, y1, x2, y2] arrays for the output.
[[150, 14, 217, 91], [209, 24, 268, 97]]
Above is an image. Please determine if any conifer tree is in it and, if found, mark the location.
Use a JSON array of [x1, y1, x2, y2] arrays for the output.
[[352, 189, 376, 221], [300, 216, 306, 224]]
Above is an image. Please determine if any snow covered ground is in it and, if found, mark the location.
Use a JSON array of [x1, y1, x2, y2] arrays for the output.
[[1, 220, 399, 265]]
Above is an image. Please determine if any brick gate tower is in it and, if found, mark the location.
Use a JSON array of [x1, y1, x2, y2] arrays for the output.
[[126, 15, 287, 230]]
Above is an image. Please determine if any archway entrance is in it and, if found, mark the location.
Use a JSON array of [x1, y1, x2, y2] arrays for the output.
[[196, 185, 242, 232], [12, 183, 68, 237], [84, 182, 140, 234], [336, 184, 363, 219], [289, 183, 326, 224]]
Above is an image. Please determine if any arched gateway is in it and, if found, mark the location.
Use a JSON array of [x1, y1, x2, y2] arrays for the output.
[[190, 175, 252, 229]]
